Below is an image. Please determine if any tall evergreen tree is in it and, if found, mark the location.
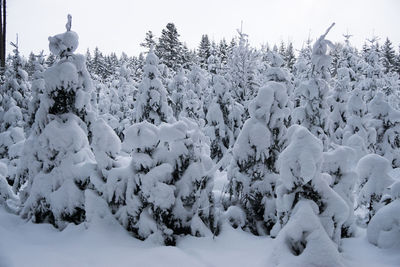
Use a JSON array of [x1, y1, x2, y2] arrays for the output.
[[284, 42, 296, 70], [156, 23, 183, 71], [382, 37, 396, 74], [198, 34, 211, 69]]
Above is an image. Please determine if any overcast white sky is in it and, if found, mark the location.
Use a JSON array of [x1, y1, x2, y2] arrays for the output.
[[7, 0, 400, 57]]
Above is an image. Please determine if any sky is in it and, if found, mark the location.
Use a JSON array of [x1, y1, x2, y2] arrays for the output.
[[7, 0, 400, 57]]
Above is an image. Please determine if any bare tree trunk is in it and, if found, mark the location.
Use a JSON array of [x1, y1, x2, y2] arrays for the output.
[[0, 0, 4, 70], [0, 0, 5, 70]]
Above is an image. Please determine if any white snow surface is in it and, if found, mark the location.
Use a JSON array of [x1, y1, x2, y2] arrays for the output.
[[0, 205, 399, 267], [1, 172, 400, 267]]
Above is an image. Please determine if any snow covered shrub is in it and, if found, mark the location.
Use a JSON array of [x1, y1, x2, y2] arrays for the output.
[[368, 92, 400, 168], [367, 181, 400, 248], [273, 125, 348, 247], [227, 81, 289, 235], [19, 15, 97, 229], [322, 146, 358, 237], [356, 154, 394, 224]]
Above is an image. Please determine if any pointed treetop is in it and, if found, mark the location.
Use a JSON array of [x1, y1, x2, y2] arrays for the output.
[[66, 14, 72, 31]]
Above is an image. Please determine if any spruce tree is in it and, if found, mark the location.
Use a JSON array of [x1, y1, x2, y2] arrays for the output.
[[135, 46, 173, 125], [19, 15, 96, 229], [228, 82, 289, 235], [198, 34, 211, 69], [382, 37, 396, 74], [156, 23, 183, 71]]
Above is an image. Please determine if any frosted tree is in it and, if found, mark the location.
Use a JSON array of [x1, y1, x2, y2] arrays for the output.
[[156, 23, 183, 71], [270, 126, 347, 267], [273, 126, 348, 242], [322, 146, 358, 237], [140, 30, 156, 50], [169, 67, 187, 119], [180, 87, 204, 124], [27, 51, 46, 130], [327, 67, 351, 145], [1, 39, 31, 126], [111, 63, 137, 138], [368, 92, 400, 167], [293, 24, 335, 149], [356, 154, 394, 224], [19, 15, 96, 229], [198, 34, 211, 69], [204, 74, 243, 163], [342, 88, 376, 152], [110, 120, 216, 245], [261, 50, 293, 125], [134, 46, 173, 125], [358, 37, 385, 103], [227, 29, 259, 117], [382, 37, 396, 74], [227, 82, 290, 235], [0, 105, 25, 186]]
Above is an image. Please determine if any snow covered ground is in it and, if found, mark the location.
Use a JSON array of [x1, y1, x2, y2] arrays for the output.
[[0, 172, 399, 267]]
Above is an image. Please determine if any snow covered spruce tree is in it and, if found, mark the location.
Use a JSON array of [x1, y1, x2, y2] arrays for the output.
[[270, 125, 347, 267], [359, 37, 385, 104], [0, 39, 31, 126], [322, 146, 358, 237], [356, 154, 394, 224], [204, 74, 243, 163], [107, 119, 215, 245], [293, 24, 335, 150], [134, 46, 173, 125], [342, 88, 376, 153], [0, 104, 25, 186], [228, 29, 259, 119], [368, 92, 400, 168], [327, 65, 352, 145], [227, 81, 289, 235], [261, 49, 293, 126], [27, 51, 46, 131], [169, 67, 187, 119], [19, 15, 97, 229]]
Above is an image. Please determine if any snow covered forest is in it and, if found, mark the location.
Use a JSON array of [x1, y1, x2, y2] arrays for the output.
[[1, 13, 400, 267]]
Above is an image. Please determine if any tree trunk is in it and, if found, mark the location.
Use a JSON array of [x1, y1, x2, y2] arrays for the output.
[[0, 0, 5, 70], [0, 0, 3, 70]]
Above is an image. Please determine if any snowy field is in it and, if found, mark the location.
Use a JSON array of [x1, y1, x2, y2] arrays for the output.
[[1, 172, 399, 267]]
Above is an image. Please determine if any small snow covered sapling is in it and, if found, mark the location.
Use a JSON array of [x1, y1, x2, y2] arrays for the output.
[[273, 125, 348, 247], [356, 154, 394, 224], [20, 15, 96, 229], [204, 74, 243, 163], [367, 181, 400, 248], [322, 146, 358, 237], [368, 92, 400, 168], [134, 46, 173, 125]]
